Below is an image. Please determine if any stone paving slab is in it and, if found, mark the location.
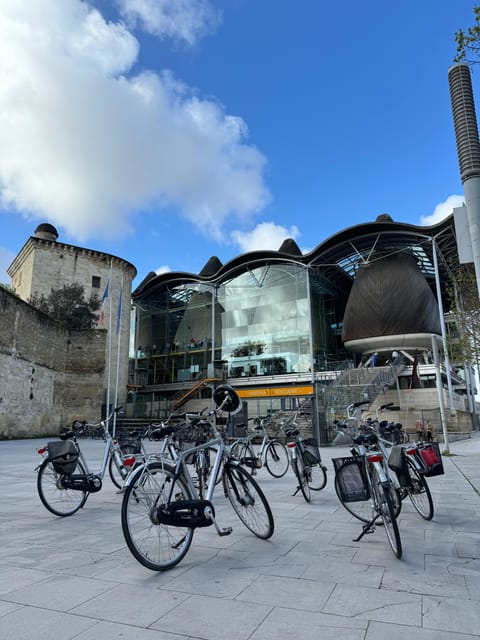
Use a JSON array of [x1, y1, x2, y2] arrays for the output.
[[0, 435, 480, 639]]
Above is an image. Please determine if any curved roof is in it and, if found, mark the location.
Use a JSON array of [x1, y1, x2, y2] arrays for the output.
[[132, 215, 458, 299]]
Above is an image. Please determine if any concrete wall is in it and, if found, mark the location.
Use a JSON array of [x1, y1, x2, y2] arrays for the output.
[[0, 287, 106, 438]]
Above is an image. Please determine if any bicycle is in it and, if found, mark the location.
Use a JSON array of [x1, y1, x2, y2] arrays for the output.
[[333, 441, 402, 559], [230, 419, 289, 478], [280, 416, 327, 502], [120, 384, 274, 571], [36, 406, 137, 516], [366, 404, 434, 520]]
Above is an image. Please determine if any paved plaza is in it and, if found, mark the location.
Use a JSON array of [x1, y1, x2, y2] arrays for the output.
[[1, 435, 480, 640]]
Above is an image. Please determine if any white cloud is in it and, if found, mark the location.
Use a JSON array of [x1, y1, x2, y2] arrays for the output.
[[231, 222, 300, 253], [0, 1, 269, 243], [155, 265, 171, 274], [420, 194, 465, 226], [116, 0, 222, 45]]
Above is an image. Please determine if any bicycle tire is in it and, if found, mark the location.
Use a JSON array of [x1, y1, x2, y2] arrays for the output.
[[306, 461, 328, 491], [222, 462, 274, 539], [37, 458, 88, 517], [108, 445, 138, 489], [334, 474, 374, 523], [121, 461, 195, 571], [293, 455, 311, 502], [231, 441, 257, 471], [264, 440, 289, 477], [405, 457, 434, 520], [371, 469, 402, 559]]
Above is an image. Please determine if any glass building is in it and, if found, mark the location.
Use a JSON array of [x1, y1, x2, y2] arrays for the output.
[[129, 214, 468, 441]]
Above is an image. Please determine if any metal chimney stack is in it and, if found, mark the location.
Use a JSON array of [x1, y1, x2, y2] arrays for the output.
[[448, 62, 480, 297]]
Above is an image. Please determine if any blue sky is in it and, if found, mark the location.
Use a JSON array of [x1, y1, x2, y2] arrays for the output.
[[0, 1, 477, 289]]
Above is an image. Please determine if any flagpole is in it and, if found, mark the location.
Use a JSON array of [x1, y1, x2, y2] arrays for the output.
[[113, 274, 124, 438], [106, 260, 113, 422]]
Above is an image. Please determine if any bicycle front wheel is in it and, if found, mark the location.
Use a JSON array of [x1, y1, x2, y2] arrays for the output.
[[37, 458, 88, 517], [264, 440, 289, 477], [222, 462, 274, 539], [405, 457, 434, 520], [121, 462, 194, 571], [371, 470, 402, 559], [293, 454, 311, 502]]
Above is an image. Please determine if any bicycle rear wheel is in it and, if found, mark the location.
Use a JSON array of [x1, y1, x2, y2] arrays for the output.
[[121, 461, 194, 571], [371, 470, 402, 559], [405, 457, 434, 520], [222, 462, 274, 539], [334, 474, 373, 523], [306, 460, 327, 491], [108, 445, 139, 489], [37, 458, 88, 517], [264, 440, 289, 477], [231, 441, 257, 471]]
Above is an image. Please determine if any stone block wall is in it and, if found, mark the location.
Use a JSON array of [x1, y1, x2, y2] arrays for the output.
[[0, 288, 106, 438]]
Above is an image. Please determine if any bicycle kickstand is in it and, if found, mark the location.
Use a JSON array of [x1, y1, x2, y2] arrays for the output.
[[204, 504, 233, 537], [353, 514, 379, 542]]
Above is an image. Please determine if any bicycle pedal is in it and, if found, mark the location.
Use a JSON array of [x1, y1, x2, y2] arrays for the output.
[[219, 527, 233, 537]]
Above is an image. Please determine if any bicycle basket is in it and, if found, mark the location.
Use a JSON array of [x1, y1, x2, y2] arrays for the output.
[[418, 442, 444, 477], [47, 440, 79, 475], [301, 437, 321, 466], [332, 456, 370, 502]]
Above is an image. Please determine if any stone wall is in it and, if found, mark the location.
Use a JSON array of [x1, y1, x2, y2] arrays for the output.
[[0, 288, 106, 438]]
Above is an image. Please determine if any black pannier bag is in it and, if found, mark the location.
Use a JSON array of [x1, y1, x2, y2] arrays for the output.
[[332, 456, 370, 502], [47, 440, 79, 475], [387, 445, 410, 487]]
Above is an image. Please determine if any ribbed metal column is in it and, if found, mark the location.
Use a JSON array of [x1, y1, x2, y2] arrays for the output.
[[448, 62, 480, 298]]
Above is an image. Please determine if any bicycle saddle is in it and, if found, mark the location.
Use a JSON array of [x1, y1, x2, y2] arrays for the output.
[[353, 433, 378, 446]]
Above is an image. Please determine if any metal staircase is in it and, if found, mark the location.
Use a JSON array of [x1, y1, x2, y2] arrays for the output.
[[171, 376, 222, 411]]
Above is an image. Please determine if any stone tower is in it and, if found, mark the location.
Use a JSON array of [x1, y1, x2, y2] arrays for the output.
[[7, 224, 137, 410]]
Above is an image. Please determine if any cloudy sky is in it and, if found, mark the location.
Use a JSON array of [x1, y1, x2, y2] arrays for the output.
[[0, 1, 474, 285]]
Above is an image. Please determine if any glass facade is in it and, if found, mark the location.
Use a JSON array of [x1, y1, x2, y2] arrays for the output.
[[131, 263, 344, 396], [220, 264, 311, 378]]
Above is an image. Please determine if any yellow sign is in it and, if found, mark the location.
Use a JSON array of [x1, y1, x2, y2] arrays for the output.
[[237, 386, 314, 398]]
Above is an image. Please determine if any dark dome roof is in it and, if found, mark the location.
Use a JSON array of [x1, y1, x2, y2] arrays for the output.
[[341, 253, 441, 344], [34, 223, 59, 239]]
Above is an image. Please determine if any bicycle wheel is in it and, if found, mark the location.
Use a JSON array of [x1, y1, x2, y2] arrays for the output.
[[231, 441, 257, 471], [264, 440, 289, 477], [334, 474, 374, 523], [37, 458, 88, 517], [371, 469, 402, 559], [405, 457, 434, 520], [222, 462, 274, 539], [121, 461, 194, 571], [108, 445, 138, 489], [292, 454, 311, 502], [305, 459, 327, 491]]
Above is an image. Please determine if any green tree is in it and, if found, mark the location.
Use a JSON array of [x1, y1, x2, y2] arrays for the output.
[[454, 5, 480, 63], [446, 265, 480, 365], [30, 284, 101, 330]]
